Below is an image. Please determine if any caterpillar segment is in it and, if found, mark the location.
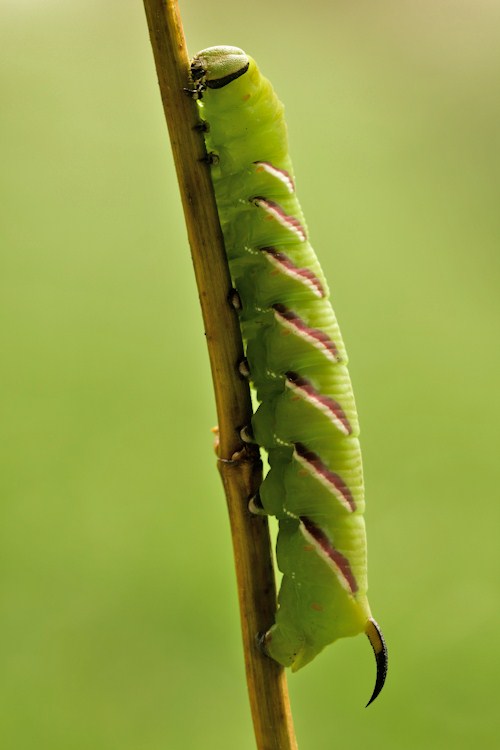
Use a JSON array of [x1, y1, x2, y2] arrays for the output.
[[191, 46, 387, 704]]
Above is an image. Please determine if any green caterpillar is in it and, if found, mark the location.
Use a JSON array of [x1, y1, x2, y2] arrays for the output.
[[190, 46, 387, 705]]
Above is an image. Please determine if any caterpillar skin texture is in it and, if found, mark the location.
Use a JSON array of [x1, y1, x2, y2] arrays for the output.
[[191, 46, 387, 704]]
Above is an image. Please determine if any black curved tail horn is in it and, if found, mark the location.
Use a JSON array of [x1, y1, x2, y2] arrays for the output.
[[365, 618, 388, 707]]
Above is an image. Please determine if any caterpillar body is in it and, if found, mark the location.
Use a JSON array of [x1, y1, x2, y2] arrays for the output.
[[190, 46, 387, 705]]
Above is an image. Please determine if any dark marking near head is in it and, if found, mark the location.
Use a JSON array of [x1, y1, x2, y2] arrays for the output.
[[365, 618, 388, 707], [205, 61, 250, 89]]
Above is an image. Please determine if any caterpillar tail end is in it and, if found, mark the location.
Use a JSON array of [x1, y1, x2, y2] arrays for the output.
[[365, 618, 388, 707]]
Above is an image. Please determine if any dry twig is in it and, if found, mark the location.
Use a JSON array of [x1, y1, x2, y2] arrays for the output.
[[142, 2, 298, 747]]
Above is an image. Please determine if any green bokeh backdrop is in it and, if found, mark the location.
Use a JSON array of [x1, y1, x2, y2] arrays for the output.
[[2, 1, 499, 747]]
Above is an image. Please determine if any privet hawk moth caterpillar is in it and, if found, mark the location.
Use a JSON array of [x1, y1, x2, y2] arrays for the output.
[[190, 46, 387, 705]]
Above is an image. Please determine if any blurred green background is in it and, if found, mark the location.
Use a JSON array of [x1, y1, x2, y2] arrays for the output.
[[2, 0, 499, 747]]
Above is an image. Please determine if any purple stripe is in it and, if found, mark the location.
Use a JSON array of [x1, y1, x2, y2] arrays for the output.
[[300, 516, 358, 593], [260, 247, 325, 298], [272, 303, 341, 362], [252, 197, 307, 241], [286, 372, 352, 435], [253, 161, 295, 192], [294, 442, 355, 512]]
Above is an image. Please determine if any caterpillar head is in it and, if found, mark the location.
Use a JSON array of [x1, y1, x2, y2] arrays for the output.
[[191, 46, 250, 92]]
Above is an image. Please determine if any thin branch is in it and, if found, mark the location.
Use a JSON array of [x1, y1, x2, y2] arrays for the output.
[[141, 2, 298, 748]]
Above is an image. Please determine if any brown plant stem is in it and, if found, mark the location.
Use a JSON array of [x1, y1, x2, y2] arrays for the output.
[[142, 2, 298, 748]]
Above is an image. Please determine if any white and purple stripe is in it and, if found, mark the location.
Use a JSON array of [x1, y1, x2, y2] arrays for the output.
[[254, 161, 295, 193], [299, 516, 358, 594], [293, 442, 355, 512], [252, 197, 307, 242], [260, 247, 325, 298], [285, 372, 352, 436], [272, 303, 341, 363]]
